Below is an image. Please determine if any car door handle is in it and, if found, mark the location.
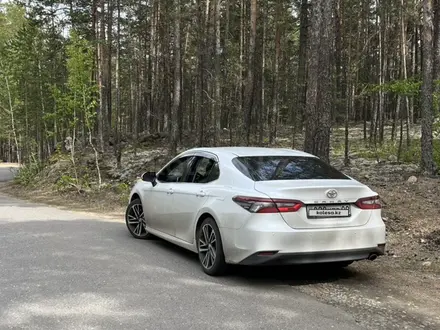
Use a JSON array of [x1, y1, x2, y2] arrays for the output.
[[167, 188, 174, 195], [196, 190, 206, 197]]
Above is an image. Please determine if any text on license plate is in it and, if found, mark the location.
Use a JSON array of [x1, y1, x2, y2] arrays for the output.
[[307, 205, 351, 218]]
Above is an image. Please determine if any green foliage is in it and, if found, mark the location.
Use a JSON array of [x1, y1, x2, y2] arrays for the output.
[[116, 182, 130, 194], [56, 174, 77, 191], [50, 31, 98, 133], [1, 4, 63, 162], [349, 139, 440, 167], [364, 79, 422, 97], [14, 161, 44, 186], [113, 182, 131, 204], [0, 5, 27, 141], [0, 4, 26, 48]]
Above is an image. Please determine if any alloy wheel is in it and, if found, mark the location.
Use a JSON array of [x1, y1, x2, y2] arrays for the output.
[[198, 224, 217, 269], [126, 202, 148, 238]]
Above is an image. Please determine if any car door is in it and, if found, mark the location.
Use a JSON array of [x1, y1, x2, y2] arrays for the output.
[[145, 156, 194, 236], [172, 154, 220, 243]]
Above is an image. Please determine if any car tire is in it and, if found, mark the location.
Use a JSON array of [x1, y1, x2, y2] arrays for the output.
[[125, 198, 152, 239], [197, 217, 227, 276]]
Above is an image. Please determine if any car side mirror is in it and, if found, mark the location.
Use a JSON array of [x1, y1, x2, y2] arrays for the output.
[[141, 171, 157, 187]]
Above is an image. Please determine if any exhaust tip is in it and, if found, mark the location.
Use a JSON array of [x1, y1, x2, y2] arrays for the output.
[[368, 253, 378, 261]]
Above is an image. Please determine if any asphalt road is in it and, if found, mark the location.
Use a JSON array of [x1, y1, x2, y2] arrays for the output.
[[0, 165, 16, 182], [0, 166, 364, 330]]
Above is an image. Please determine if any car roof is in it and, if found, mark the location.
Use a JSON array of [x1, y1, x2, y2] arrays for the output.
[[187, 147, 315, 159]]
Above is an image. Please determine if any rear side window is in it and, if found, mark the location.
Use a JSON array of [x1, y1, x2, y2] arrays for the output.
[[232, 156, 349, 181]]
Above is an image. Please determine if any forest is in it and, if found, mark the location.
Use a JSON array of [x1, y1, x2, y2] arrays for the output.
[[0, 0, 440, 177]]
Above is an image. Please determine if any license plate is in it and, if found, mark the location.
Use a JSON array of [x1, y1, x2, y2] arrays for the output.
[[307, 204, 351, 218]]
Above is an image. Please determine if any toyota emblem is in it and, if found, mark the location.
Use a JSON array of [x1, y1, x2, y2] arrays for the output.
[[326, 189, 338, 199]]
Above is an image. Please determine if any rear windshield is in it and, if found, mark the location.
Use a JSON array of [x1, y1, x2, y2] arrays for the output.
[[232, 156, 349, 181]]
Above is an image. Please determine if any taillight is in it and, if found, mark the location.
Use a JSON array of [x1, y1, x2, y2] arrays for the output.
[[355, 196, 381, 209], [232, 196, 303, 213]]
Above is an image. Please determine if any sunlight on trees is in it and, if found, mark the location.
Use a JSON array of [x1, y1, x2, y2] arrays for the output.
[[0, 0, 438, 176]]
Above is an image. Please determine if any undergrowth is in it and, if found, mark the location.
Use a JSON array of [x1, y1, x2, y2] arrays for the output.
[[14, 161, 44, 186], [333, 138, 440, 166]]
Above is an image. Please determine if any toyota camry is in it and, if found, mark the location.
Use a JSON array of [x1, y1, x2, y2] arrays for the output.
[[125, 147, 386, 276]]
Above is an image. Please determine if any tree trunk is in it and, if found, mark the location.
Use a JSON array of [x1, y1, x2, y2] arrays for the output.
[[213, 0, 221, 146], [377, 0, 385, 145], [242, 0, 257, 145], [235, 0, 244, 146], [400, 0, 411, 147], [198, 0, 206, 146], [397, 96, 404, 161], [2, 63, 20, 164], [170, 0, 181, 155], [421, 0, 436, 174], [106, 0, 113, 133], [434, 0, 440, 102], [97, 0, 106, 151], [304, 0, 334, 163], [259, 13, 266, 146], [115, 0, 121, 168], [269, 1, 282, 145], [295, 0, 308, 139]]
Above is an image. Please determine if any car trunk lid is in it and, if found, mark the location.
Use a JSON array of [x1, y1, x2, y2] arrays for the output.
[[254, 179, 374, 229]]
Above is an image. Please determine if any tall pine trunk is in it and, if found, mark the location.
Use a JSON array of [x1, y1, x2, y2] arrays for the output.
[[304, 0, 334, 163], [295, 0, 309, 146], [115, 0, 121, 168], [269, 1, 282, 145], [170, 0, 181, 155], [421, 0, 436, 174], [213, 0, 221, 146], [242, 0, 257, 146]]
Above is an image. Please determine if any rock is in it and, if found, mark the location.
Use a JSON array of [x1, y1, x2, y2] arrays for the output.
[[64, 137, 73, 152], [420, 238, 426, 244], [388, 155, 398, 162], [407, 176, 418, 183], [422, 261, 432, 267], [350, 167, 361, 173]]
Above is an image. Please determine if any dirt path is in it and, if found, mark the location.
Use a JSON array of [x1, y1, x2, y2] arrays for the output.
[[296, 261, 440, 329]]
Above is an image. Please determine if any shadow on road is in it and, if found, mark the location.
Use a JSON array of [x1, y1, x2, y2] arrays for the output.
[[145, 232, 371, 287]]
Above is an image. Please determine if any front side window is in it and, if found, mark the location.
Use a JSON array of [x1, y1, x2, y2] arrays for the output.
[[190, 157, 220, 183], [232, 156, 349, 181], [157, 156, 193, 183]]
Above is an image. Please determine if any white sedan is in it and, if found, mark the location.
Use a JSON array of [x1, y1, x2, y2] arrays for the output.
[[125, 147, 386, 276]]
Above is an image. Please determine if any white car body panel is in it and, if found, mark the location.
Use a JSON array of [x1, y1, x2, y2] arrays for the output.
[[172, 182, 210, 243], [254, 179, 375, 229], [129, 147, 386, 265]]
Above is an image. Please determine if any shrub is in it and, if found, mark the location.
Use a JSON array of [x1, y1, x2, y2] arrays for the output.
[[14, 161, 44, 186], [56, 174, 77, 191]]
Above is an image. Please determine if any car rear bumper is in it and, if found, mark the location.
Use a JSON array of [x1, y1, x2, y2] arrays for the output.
[[220, 213, 386, 265], [238, 245, 385, 265]]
